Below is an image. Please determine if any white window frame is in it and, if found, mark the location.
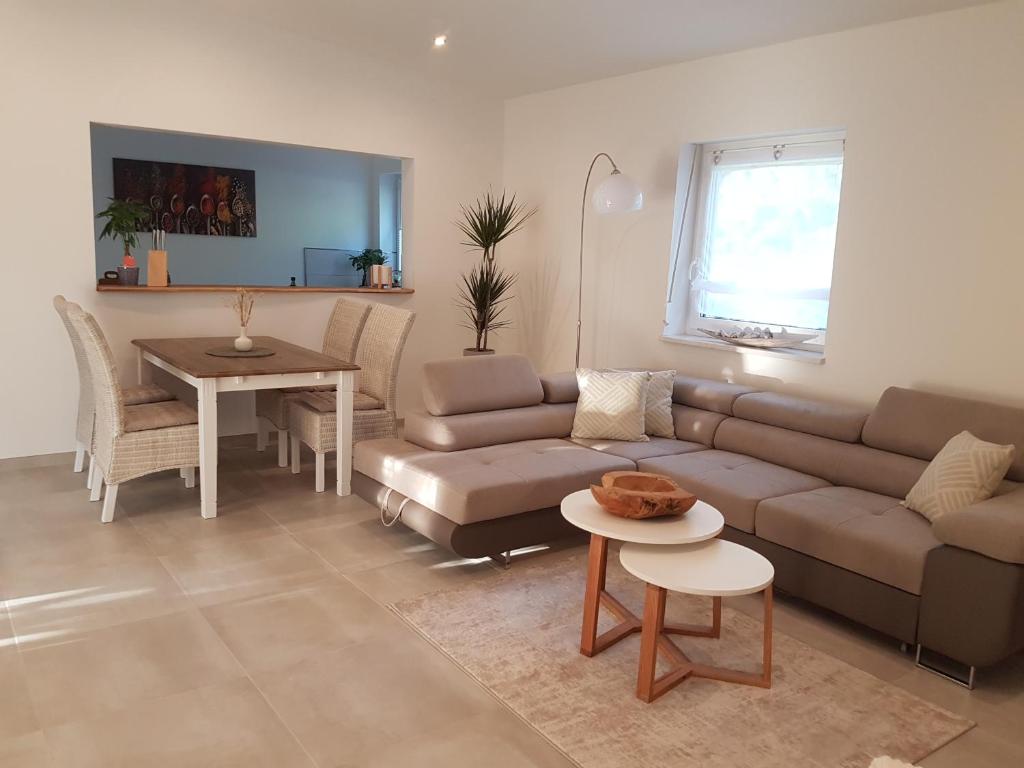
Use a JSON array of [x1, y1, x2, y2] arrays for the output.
[[670, 130, 845, 354]]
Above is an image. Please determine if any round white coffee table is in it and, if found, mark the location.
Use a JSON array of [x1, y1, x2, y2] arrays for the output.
[[620, 539, 775, 702], [560, 489, 724, 657]]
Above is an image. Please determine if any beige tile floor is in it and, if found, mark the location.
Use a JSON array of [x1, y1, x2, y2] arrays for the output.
[[1, 436, 1022, 767]]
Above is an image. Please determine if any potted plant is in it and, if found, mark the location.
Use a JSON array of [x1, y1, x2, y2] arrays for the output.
[[349, 248, 387, 287], [96, 197, 151, 285], [456, 191, 536, 354]]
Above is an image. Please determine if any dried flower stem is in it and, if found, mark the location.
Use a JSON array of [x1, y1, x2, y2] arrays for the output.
[[232, 289, 256, 328]]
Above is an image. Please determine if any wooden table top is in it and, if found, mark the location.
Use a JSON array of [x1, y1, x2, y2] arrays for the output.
[[132, 336, 360, 378]]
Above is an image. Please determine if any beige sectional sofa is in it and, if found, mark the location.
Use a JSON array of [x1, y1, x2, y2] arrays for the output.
[[353, 354, 1024, 676]]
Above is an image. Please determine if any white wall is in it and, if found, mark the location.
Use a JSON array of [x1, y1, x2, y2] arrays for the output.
[[0, 0, 503, 459], [503, 1, 1024, 409]]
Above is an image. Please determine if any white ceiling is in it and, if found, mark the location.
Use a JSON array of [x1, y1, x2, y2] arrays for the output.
[[230, 0, 993, 97]]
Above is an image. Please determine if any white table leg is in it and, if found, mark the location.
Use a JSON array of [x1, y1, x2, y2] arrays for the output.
[[136, 348, 147, 385], [336, 370, 354, 496], [198, 379, 218, 519]]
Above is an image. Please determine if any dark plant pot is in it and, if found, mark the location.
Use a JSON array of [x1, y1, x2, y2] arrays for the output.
[[117, 266, 140, 286], [463, 348, 496, 357]]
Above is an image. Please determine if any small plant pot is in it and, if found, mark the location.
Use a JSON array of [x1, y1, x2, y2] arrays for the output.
[[234, 327, 254, 352], [463, 348, 496, 357], [117, 266, 140, 286]]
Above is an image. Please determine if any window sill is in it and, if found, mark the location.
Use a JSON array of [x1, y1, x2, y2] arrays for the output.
[[660, 333, 825, 365]]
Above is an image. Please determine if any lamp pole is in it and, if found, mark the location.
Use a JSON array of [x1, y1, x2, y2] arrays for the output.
[[576, 152, 621, 369]]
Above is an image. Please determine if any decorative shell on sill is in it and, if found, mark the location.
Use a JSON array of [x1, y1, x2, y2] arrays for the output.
[[697, 326, 818, 349]]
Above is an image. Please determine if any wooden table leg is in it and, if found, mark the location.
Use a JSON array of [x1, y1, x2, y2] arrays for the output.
[[637, 583, 666, 702], [580, 534, 608, 657]]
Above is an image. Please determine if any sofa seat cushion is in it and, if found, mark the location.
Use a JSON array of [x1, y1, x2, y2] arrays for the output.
[[756, 487, 942, 595], [354, 437, 634, 525], [636, 450, 829, 533], [571, 436, 705, 462]]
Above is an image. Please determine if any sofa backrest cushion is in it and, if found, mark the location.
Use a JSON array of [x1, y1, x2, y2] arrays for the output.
[[863, 387, 1024, 482], [673, 405, 728, 447], [539, 371, 580, 403], [732, 392, 867, 443], [422, 354, 544, 416], [404, 403, 576, 452], [715, 417, 929, 498], [672, 376, 757, 415]]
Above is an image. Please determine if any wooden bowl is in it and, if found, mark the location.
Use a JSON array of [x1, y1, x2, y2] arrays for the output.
[[590, 471, 697, 520]]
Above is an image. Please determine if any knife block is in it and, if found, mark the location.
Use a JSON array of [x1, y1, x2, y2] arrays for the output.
[[147, 250, 168, 287]]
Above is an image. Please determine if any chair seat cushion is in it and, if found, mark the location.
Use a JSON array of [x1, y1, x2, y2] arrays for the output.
[[122, 384, 173, 406], [756, 487, 942, 594], [299, 391, 383, 413], [123, 400, 198, 433], [636, 450, 829, 533], [280, 384, 336, 393], [354, 437, 634, 525], [570, 436, 705, 462]]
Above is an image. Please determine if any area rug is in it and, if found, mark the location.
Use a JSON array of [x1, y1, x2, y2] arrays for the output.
[[391, 549, 972, 768]]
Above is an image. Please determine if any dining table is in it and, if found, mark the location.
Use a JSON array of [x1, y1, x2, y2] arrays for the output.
[[131, 336, 360, 519]]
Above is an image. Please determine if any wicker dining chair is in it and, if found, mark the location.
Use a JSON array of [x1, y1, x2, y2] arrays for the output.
[[253, 297, 371, 467], [66, 302, 200, 523], [53, 295, 174, 487], [288, 303, 415, 492]]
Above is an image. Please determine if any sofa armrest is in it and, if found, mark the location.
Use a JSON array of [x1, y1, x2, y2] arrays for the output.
[[932, 489, 1024, 565], [539, 371, 579, 404]]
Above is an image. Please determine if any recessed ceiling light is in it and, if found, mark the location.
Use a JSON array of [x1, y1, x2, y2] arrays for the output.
[[433, 35, 447, 48]]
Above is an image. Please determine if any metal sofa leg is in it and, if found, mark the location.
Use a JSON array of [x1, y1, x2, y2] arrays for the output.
[[915, 644, 977, 689], [490, 550, 512, 570]]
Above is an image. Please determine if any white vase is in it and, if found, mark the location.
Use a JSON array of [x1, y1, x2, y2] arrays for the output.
[[234, 327, 254, 352]]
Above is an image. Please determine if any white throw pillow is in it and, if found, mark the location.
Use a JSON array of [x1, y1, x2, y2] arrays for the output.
[[902, 430, 1015, 521], [642, 370, 676, 438], [571, 369, 650, 442]]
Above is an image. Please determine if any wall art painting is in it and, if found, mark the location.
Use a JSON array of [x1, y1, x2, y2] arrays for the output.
[[112, 158, 257, 237]]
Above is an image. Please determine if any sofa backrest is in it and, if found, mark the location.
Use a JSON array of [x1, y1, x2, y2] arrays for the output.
[[672, 376, 756, 414], [863, 387, 1024, 482], [714, 418, 929, 498], [732, 391, 867, 443], [422, 354, 544, 416], [404, 403, 575, 452], [540, 371, 580, 403]]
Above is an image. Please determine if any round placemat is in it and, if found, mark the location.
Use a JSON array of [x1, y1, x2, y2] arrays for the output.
[[205, 346, 276, 358]]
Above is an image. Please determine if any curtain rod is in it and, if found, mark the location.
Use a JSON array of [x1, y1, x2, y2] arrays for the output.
[[711, 137, 844, 159]]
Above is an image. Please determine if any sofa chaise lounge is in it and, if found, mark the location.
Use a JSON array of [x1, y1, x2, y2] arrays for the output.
[[353, 354, 1024, 680]]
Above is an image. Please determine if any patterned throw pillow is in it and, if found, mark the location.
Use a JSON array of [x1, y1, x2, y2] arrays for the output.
[[571, 369, 650, 442], [903, 430, 1015, 521], [643, 370, 676, 438]]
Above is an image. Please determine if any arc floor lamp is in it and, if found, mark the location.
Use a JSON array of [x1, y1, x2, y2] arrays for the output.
[[576, 153, 644, 368]]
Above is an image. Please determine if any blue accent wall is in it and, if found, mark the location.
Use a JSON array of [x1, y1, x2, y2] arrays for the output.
[[91, 125, 401, 285]]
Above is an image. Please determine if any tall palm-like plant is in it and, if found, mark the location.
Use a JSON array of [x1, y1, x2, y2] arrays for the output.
[[456, 190, 537, 353], [458, 260, 516, 353], [457, 191, 537, 264]]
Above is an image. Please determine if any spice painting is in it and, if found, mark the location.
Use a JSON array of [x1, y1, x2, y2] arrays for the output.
[[112, 158, 257, 237]]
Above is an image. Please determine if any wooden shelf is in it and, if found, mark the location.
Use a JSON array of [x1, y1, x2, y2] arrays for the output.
[[97, 284, 413, 294]]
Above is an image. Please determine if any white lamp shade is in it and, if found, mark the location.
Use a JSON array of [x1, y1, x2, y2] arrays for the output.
[[592, 170, 643, 214]]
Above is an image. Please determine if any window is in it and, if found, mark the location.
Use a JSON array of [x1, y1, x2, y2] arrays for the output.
[[667, 131, 845, 349]]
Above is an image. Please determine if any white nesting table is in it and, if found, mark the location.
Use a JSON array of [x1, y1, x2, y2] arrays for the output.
[[560, 489, 724, 657], [620, 539, 775, 702], [133, 336, 359, 519]]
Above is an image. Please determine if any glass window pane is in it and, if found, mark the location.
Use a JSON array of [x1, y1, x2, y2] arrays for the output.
[[699, 159, 842, 329]]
